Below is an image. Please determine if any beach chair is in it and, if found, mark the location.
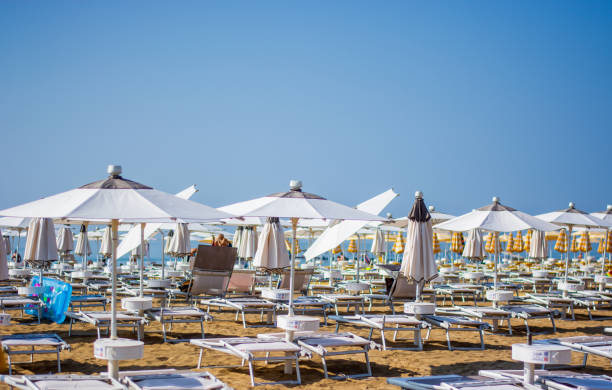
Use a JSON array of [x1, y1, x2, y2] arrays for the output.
[[423, 314, 490, 351], [68, 294, 108, 311], [434, 285, 480, 306], [0, 333, 70, 374], [65, 311, 147, 340], [145, 306, 212, 342], [320, 294, 365, 315], [524, 293, 575, 320], [362, 275, 417, 313], [535, 335, 612, 367], [569, 291, 612, 320], [258, 331, 379, 379], [276, 269, 314, 295], [329, 314, 428, 350], [1, 374, 126, 389], [201, 297, 277, 328], [277, 296, 333, 325], [190, 337, 302, 386], [179, 245, 237, 303], [0, 296, 41, 323], [480, 369, 612, 390], [500, 304, 557, 334], [120, 369, 232, 390], [226, 269, 257, 296], [387, 374, 527, 390], [436, 306, 513, 335]]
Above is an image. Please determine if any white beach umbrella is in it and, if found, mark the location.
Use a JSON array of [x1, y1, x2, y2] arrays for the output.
[[591, 205, 612, 282], [56, 225, 74, 255], [253, 217, 290, 271], [304, 189, 398, 261], [219, 180, 385, 319], [99, 226, 112, 259], [24, 217, 58, 278], [0, 165, 233, 379], [371, 228, 386, 255], [238, 227, 257, 259], [74, 224, 92, 265], [166, 223, 191, 257], [3, 236, 10, 255], [0, 229, 8, 280], [233, 226, 244, 251], [462, 229, 484, 259], [537, 202, 611, 291], [130, 241, 148, 258], [528, 230, 547, 259], [387, 204, 455, 229], [400, 192, 437, 301]]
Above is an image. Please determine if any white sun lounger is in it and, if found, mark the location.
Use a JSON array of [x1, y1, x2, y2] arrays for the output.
[[437, 306, 513, 335], [0, 333, 71, 375], [0, 297, 41, 323], [1, 374, 126, 389], [277, 296, 333, 325], [480, 369, 612, 390], [524, 293, 575, 320], [320, 294, 365, 315], [423, 315, 490, 351], [145, 307, 212, 342], [500, 304, 557, 334], [201, 297, 277, 328], [329, 314, 428, 350], [190, 337, 302, 386], [535, 335, 612, 367], [258, 331, 379, 379], [121, 370, 232, 390], [434, 285, 481, 306], [387, 374, 528, 390], [66, 311, 147, 340], [68, 295, 108, 311]]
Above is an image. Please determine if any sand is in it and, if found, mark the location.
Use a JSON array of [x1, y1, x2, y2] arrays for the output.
[[0, 301, 610, 389]]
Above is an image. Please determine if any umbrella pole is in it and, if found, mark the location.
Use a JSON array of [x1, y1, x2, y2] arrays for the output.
[[159, 230, 165, 281], [356, 235, 360, 283], [140, 223, 145, 298], [563, 226, 572, 298], [600, 229, 608, 292], [109, 219, 119, 379], [284, 217, 298, 376]]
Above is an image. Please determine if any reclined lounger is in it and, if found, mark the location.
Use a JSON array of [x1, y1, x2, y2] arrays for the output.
[[437, 306, 513, 335], [525, 293, 575, 320], [190, 337, 302, 386], [535, 335, 612, 367], [258, 331, 378, 379], [121, 370, 232, 390], [66, 311, 147, 340], [387, 374, 527, 390], [0, 333, 70, 375], [500, 304, 557, 334], [145, 307, 212, 342], [1, 374, 125, 389], [329, 314, 428, 350], [423, 315, 490, 351], [201, 297, 276, 328]]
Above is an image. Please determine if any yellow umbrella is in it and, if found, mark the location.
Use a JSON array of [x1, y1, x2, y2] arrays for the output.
[[484, 232, 492, 253], [555, 229, 568, 253], [487, 232, 501, 254], [570, 234, 580, 252], [579, 232, 592, 253], [432, 232, 441, 254], [513, 231, 524, 253], [523, 230, 532, 253], [392, 233, 404, 254], [347, 239, 358, 254], [331, 244, 342, 255], [597, 237, 606, 254], [450, 232, 464, 254], [506, 233, 514, 253], [607, 230, 612, 253]]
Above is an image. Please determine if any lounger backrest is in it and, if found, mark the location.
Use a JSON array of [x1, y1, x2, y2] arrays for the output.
[[278, 269, 314, 294], [390, 275, 417, 299], [190, 269, 232, 297], [227, 270, 256, 294], [190, 245, 237, 271]]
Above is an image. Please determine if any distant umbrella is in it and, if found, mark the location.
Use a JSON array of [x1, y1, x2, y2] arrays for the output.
[[3, 236, 10, 256], [554, 229, 568, 253], [347, 239, 358, 254], [99, 226, 112, 259], [24, 217, 58, 270], [332, 245, 342, 255], [506, 233, 514, 253], [597, 237, 606, 254], [570, 235, 580, 253], [450, 232, 464, 254], [432, 232, 441, 255], [528, 230, 547, 259], [524, 230, 532, 253], [233, 226, 244, 253], [392, 233, 404, 254], [167, 223, 191, 257], [56, 226, 74, 256], [0, 229, 8, 279], [579, 231, 592, 253], [371, 229, 385, 255], [513, 231, 524, 253], [462, 229, 484, 259], [253, 217, 290, 271]]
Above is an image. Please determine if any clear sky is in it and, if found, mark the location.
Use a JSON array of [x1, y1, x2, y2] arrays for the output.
[[1, 1, 611, 219]]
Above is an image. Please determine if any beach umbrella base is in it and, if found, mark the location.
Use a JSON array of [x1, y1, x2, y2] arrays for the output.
[[94, 338, 144, 378], [404, 302, 435, 321], [276, 315, 319, 333], [511, 344, 571, 385], [557, 282, 584, 292], [121, 297, 153, 311]]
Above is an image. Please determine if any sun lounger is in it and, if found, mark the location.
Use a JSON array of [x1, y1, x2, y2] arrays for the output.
[[68, 294, 108, 311], [0, 333, 70, 374], [535, 335, 612, 367], [423, 315, 490, 351], [329, 314, 428, 350], [145, 306, 212, 342], [190, 337, 302, 386], [320, 294, 365, 315], [525, 293, 575, 320], [1, 374, 126, 389], [277, 296, 332, 324], [258, 331, 378, 379], [362, 275, 417, 313], [500, 304, 557, 334], [201, 297, 277, 328], [276, 269, 314, 296], [437, 306, 513, 335], [387, 374, 527, 390], [121, 370, 232, 390], [480, 369, 612, 390], [568, 292, 612, 320], [0, 297, 41, 323], [434, 285, 480, 306], [65, 311, 147, 340]]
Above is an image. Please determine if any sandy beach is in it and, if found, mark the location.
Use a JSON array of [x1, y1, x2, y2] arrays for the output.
[[1, 301, 610, 389]]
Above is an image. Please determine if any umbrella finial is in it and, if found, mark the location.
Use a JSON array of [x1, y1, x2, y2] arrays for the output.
[[428, 205, 435, 212], [289, 180, 302, 191], [107, 165, 122, 177], [386, 212, 392, 219], [415, 191, 423, 199], [607, 205, 612, 211], [492, 196, 499, 203], [569, 202, 575, 209]]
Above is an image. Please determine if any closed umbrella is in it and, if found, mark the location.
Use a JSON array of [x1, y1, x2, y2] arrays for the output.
[[56, 226, 74, 257], [450, 232, 463, 254], [484, 233, 493, 253], [513, 231, 524, 253], [570, 235, 580, 253], [24, 218, 58, 284], [506, 233, 514, 254], [167, 223, 191, 257], [332, 244, 342, 255], [579, 232, 592, 253], [597, 238, 606, 254], [74, 224, 91, 267], [591, 205, 612, 281], [524, 230, 532, 253], [347, 239, 358, 258], [529, 230, 547, 259], [400, 192, 437, 301], [99, 227, 112, 259], [392, 233, 404, 256], [238, 227, 257, 260], [371, 229, 385, 255], [462, 229, 484, 259], [432, 232, 441, 255], [233, 226, 244, 255], [0, 229, 8, 280], [0, 165, 233, 379], [555, 229, 568, 253], [253, 217, 290, 271], [3, 236, 10, 256]]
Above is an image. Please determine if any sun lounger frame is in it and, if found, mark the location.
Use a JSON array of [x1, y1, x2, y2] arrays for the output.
[[201, 297, 277, 328], [423, 315, 490, 351], [145, 306, 211, 342], [0, 333, 70, 375], [66, 310, 147, 340], [122, 370, 231, 390]]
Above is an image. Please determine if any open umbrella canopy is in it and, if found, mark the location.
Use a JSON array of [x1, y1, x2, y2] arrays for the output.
[[537, 203, 612, 229], [435, 197, 560, 232]]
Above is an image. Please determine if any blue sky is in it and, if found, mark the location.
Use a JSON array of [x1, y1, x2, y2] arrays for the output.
[[1, 1, 611, 219]]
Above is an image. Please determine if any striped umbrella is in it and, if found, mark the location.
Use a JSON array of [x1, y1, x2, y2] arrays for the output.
[[392, 233, 404, 254], [432, 232, 441, 254], [579, 231, 591, 253], [513, 231, 524, 253], [524, 230, 532, 253], [607, 230, 612, 253], [450, 232, 464, 254], [347, 239, 358, 254], [506, 233, 514, 253], [487, 232, 501, 254], [331, 244, 342, 255], [597, 237, 606, 254], [570, 234, 580, 252], [484, 232, 493, 253], [554, 229, 568, 253]]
